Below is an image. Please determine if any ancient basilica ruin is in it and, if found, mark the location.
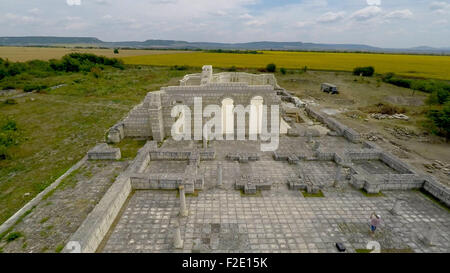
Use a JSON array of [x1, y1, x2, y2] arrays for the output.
[[10, 65, 447, 253]]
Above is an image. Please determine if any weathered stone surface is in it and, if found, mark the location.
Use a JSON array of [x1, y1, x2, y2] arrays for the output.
[[87, 143, 121, 160]]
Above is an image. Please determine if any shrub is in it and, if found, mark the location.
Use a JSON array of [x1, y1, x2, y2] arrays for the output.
[[266, 63, 276, 73], [363, 103, 406, 115], [428, 89, 450, 105], [171, 65, 188, 71], [280, 68, 287, 75], [114, 48, 119, 54], [5, 232, 23, 242], [23, 84, 48, 92], [353, 66, 375, 77], [90, 66, 103, 78], [427, 103, 450, 138], [0, 67, 7, 80], [4, 99, 17, 105], [0, 119, 19, 160], [227, 66, 237, 72]]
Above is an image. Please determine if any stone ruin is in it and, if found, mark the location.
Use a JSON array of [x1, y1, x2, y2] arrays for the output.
[[57, 65, 449, 253]]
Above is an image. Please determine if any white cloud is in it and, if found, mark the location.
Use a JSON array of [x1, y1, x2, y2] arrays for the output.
[[239, 13, 253, 20], [296, 21, 313, 28], [367, 0, 381, 6], [245, 19, 266, 27], [385, 9, 413, 19], [102, 14, 113, 20], [317, 11, 346, 23], [66, 0, 81, 6], [430, 1, 450, 14], [28, 8, 40, 15], [350, 6, 382, 21]]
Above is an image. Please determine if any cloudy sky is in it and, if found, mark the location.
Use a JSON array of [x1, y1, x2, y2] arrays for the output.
[[0, 0, 449, 48]]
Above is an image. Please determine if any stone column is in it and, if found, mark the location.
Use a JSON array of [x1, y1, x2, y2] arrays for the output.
[[179, 185, 188, 217], [390, 199, 402, 215], [174, 219, 183, 249], [217, 163, 223, 186]]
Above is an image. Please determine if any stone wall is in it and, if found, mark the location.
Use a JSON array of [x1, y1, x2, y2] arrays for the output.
[[149, 149, 215, 161], [423, 177, 450, 207], [305, 106, 361, 143], [63, 141, 155, 253]]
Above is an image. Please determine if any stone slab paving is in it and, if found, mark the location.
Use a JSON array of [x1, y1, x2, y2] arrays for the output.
[[101, 187, 450, 253]]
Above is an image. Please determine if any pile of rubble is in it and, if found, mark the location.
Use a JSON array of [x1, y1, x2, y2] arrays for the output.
[[370, 113, 410, 121], [424, 160, 450, 175]]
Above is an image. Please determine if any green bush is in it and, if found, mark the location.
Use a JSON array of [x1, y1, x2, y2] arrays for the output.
[[353, 66, 375, 77], [280, 68, 287, 75], [427, 103, 450, 138], [171, 65, 188, 71], [3, 99, 17, 105], [114, 48, 119, 54], [23, 84, 48, 92], [266, 63, 276, 73], [5, 231, 23, 242], [0, 119, 19, 159]]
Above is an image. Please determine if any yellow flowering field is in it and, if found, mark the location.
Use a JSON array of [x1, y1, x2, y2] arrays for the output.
[[122, 51, 450, 80]]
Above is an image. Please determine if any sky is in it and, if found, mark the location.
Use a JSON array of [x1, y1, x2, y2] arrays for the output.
[[0, 0, 449, 48]]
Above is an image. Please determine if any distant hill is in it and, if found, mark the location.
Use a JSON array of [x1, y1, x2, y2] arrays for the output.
[[1, 36, 449, 54]]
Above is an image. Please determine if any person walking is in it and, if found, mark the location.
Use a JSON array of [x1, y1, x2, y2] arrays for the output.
[[369, 213, 381, 237]]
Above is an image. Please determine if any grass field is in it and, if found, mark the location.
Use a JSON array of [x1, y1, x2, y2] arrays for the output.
[[122, 51, 450, 80], [0, 46, 191, 62], [0, 66, 197, 224]]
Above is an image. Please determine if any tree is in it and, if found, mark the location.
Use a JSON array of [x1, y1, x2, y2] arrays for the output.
[[353, 66, 375, 77], [280, 68, 287, 75], [114, 48, 119, 54], [266, 63, 276, 73]]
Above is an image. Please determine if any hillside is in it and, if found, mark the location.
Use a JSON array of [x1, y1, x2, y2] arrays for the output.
[[1, 36, 449, 54]]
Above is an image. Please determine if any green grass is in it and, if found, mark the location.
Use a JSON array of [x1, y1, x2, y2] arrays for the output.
[[112, 138, 147, 159], [301, 190, 325, 198], [176, 189, 200, 198], [359, 189, 385, 197], [416, 188, 450, 213], [39, 217, 49, 224], [5, 231, 23, 242], [55, 244, 64, 253], [0, 206, 35, 241], [355, 248, 373, 253], [0, 65, 197, 225]]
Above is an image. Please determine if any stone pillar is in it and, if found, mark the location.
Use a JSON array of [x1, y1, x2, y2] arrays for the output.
[[174, 219, 183, 249], [217, 163, 223, 186], [390, 199, 402, 215], [179, 185, 188, 217], [149, 92, 165, 142]]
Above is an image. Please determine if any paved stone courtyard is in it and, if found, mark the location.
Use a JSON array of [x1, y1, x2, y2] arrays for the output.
[[101, 186, 450, 253]]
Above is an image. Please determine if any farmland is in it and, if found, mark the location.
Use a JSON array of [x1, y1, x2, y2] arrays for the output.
[[0, 46, 191, 62], [122, 51, 450, 80], [2, 47, 449, 80]]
